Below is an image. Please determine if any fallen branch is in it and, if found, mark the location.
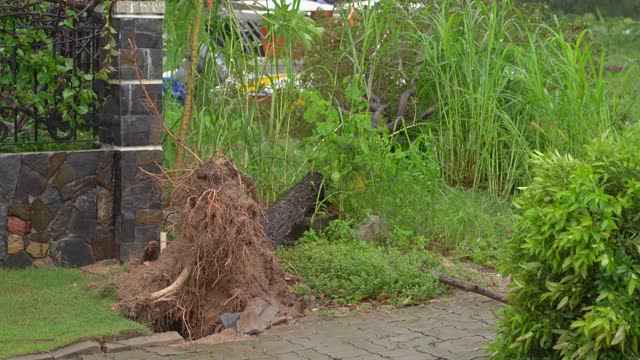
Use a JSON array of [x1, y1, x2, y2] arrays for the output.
[[149, 267, 191, 301], [428, 270, 513, 305]]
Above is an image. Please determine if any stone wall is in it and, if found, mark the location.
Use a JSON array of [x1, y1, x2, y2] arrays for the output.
[[0, 150, 115, 268], [0, 148, 164, 268], [0, 1, 165, 268]]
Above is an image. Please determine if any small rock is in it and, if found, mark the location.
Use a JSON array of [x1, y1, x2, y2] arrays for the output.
[[8, 216, 32, 236], [356, 215, 388, 243], [270, 316, 288, 327], [219, 313, 241, 329], [7, 234, 24, 254], [237, 297, 280, 335], [33, 257, 54, 268]]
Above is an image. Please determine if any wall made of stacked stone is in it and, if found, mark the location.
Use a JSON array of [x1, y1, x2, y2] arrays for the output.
[[0, 150, 115, 268]]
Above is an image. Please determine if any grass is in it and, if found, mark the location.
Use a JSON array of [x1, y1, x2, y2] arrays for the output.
[[0, 268, 149, 359], [277, 226, 446, 306]]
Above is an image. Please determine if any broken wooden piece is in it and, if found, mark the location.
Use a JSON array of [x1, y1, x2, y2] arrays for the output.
[[428, 270, 513, 305], [262, 171, 324, 248]]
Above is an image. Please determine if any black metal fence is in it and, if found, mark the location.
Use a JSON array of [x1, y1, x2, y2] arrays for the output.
[[0, 1, 104, 149]]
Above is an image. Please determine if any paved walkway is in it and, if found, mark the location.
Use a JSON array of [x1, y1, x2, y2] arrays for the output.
[[84, 293, 501, 360]]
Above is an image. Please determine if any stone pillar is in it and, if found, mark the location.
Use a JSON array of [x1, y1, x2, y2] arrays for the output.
[[101, 1, 165, 261]]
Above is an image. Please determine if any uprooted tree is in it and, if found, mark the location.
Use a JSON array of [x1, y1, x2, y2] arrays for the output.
[[113, 159, 303, 339]]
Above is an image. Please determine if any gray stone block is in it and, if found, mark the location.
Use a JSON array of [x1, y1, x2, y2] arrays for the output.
[[0, 155, 21, 260], [51, 237, 96, 267], [47, 152, 68, 178], [104, 332, 182, 353], [22, 153, 49, 177], [47, 202, 73, 241], [96, 151, 114, 190], [65, 151, 100, 178], [8, 190, 31, 220], [94, 225, 115, 260], [68, 191, 97, 242], [134, 224, 160, 243], [60, 176, 97, 201], [111, 83, 162, 116], [50, 340, 101, 359], [0, 154, 21, 201], [17, 165, 47, 197], [31, 198, 55, 233], [116, 48, 163, 81], [0, 251, 32, 268], [116, 212, 136, 244], [40, 187, 62, 214]]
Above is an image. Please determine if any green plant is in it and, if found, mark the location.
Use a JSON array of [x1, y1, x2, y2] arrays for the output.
[[277, 223, 445, 305], [300, 88, 441, 214], [0, 2, 113, 148], [411, 0, 618, 196], [491, 123, 640, 359]]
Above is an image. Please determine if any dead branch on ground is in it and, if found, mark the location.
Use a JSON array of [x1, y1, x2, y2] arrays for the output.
[[427, 270, 513, 305]]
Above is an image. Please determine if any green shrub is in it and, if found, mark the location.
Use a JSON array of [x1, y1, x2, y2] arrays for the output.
[[491, 124, 640, 359], [277, 222, 445, 305]]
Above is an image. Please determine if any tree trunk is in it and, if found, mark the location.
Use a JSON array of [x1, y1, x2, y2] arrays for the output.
[[262, 171, 324, 248]]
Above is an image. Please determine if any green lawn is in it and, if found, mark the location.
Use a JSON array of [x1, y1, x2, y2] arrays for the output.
[[0, 268, 149, 359]]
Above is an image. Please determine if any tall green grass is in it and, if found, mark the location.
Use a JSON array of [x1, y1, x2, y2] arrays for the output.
[[413, 0, 617, 196]]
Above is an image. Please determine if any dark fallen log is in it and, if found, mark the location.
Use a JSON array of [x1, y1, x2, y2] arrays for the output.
[[428, 270, 513, 305], [262, 171, 324, 248]]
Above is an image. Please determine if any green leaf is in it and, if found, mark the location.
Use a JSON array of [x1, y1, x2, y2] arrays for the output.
[[557, 296, 569, 310], [62, 89, 74, 100], [611, 325, 626, 346], [76, 104, 89, 115], [628, 278, 636, 296]]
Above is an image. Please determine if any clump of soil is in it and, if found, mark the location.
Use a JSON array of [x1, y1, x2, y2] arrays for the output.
[[112, 158, 301, 339]]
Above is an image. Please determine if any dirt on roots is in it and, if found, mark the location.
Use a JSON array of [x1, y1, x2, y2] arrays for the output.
[[112, 158, 302, 339]]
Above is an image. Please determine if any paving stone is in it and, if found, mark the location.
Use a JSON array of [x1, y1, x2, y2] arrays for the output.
[[293, 349, 333, 360], [50, 340, 101, 359], [254, 339, 306, 355], [105, 331, 183, 353], [81, 293, 500, 360], [9, 353, 54, 360]]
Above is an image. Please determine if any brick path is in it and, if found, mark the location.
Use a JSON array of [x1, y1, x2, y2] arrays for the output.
[[83, 292, 501, 360]]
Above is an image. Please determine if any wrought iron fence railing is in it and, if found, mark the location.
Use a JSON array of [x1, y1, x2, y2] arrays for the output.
[[0, 1, 104, 149]]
